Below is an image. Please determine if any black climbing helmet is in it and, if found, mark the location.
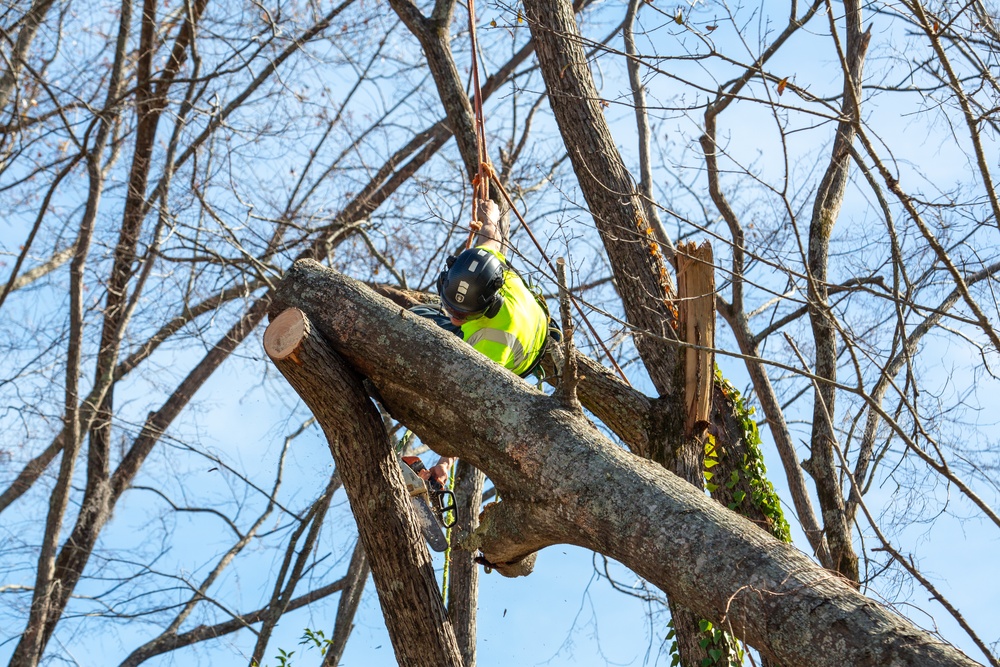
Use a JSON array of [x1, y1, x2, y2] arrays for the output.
[[437, 248, 505, 319]]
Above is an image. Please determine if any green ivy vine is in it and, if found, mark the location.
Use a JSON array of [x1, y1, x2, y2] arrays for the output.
[[668, 370, 791, 667], [710, 368, 791, 543]]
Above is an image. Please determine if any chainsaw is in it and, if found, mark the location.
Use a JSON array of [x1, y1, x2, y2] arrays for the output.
[[399, 456, 457, 552]]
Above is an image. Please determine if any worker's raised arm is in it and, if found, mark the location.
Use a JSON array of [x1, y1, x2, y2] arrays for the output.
[[470, 198, 509, 255]]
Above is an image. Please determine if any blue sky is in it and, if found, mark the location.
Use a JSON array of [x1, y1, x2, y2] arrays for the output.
[[1, 0, 999, 664]]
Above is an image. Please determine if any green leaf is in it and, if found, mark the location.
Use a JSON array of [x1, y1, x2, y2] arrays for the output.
[[699, 619, 713, 632], [666, 629, 676, 640], [700, 658, 714, 667], [709, 648, 723, 661], [733, 490, 746, 503], [705, 458, 719, 468], [706, 482, 719, 492], [699, 638, 712, 649]]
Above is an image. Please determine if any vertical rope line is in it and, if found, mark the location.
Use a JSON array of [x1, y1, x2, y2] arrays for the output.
[[465, 0, 489, 249]]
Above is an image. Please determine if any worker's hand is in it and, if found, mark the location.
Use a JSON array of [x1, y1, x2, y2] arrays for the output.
[[476, 198, 499, 226], [419, 461, 452, 488]]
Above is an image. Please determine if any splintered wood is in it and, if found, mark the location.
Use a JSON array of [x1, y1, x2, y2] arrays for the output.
[[676, 241, 715, 437]]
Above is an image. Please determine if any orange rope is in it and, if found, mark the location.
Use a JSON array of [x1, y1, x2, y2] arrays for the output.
[[465, 0, 490, 250]]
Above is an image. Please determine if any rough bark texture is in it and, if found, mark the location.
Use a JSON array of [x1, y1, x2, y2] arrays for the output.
[[270, 260, 981, 667], [448, 460, 485, 667], [521, 0, 681, 401], [264, 308, 463, 667]]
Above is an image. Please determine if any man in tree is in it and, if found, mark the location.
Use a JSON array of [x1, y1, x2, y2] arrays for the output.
[[413, 198, 551, 486]]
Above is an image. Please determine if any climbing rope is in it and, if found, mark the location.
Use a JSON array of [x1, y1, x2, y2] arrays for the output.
[[464, 0, 490, 250]]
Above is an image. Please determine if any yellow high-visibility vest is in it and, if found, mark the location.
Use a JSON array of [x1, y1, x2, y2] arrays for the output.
[[460, 247, 548, 376]]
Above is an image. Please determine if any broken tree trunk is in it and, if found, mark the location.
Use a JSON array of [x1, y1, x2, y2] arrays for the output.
[[677, 241, 715, 440], [669, 240, 726, 666], [263, 308, 463, 667], [269, 259, 981, 667]]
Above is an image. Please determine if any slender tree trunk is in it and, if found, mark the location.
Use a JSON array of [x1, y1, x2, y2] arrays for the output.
[[322, 543, 370, 667], [448, 460, 485, 667], [805, 0, 869, 583], [0, 0, 59, 110]]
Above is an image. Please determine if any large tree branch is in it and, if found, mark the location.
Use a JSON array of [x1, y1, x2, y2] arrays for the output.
[[522, 0, 681, 399], [270, 259, 981, 667]]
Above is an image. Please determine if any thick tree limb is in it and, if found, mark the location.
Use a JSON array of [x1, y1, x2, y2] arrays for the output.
[[271, 260, 981, 667], [264, 308, 463, 667], [521, 0, 681, 401]]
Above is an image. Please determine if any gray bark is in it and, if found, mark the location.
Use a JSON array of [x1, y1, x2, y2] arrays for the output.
[[805, 0, 869, 582], [447, 460, 485, 667]]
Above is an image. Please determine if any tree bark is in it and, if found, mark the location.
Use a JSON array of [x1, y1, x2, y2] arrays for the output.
[[448, 460, 485, 667], [522, 0, 681, 401], [264, 307, 464, 667], [270, 260, 982, 667]]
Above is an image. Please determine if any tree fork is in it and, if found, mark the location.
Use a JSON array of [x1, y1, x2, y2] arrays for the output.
[[264, 307, 463, 667]]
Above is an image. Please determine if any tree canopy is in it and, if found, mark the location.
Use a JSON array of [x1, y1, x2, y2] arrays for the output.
[[1, 0, 998, 664]]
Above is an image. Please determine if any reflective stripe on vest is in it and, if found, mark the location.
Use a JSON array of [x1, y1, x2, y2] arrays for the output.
[[466, 327, 527, 369]]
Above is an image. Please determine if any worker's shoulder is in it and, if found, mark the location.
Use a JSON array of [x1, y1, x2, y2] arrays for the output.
[[473, 244, 507, 264]]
